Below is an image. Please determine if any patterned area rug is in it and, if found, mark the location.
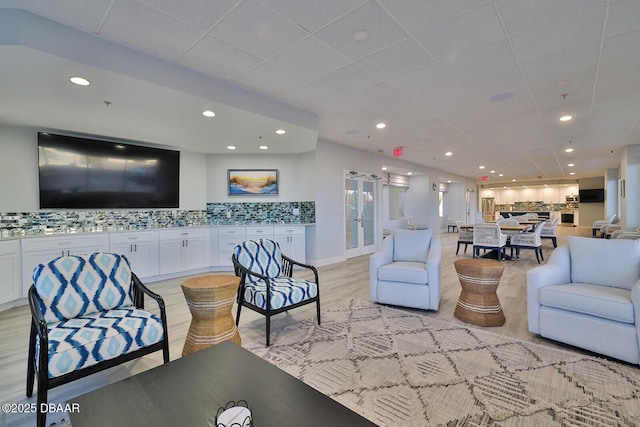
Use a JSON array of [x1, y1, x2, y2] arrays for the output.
[[244, 300, 640, 426]]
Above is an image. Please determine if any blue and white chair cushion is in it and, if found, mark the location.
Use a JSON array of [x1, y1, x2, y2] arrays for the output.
[[33, 252, 134, 323], [37, 307, 164, 378], [234, 239, 283, 283], [243, 277, 318, 310]]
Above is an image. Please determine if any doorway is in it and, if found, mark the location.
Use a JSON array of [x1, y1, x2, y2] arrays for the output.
[[345, 171, 377, 258]]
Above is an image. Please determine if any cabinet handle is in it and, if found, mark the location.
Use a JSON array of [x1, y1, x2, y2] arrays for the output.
[[181, 232, 188, 236], [128, 237, 138, 240], [134, 244, 137, 252], [185, 240, 189, 247], [58, 241, 72, 246]]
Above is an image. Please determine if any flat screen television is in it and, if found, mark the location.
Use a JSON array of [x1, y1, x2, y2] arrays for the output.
[[38, 132, 180, 209], [578, 188, 604, 203]]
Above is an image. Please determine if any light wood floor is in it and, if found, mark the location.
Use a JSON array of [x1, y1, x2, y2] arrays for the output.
[[0, 225, 592, 426]]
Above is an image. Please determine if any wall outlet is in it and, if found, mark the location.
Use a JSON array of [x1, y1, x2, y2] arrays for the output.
[[226, 211, 231, 218], [292, 208, 300, 215]]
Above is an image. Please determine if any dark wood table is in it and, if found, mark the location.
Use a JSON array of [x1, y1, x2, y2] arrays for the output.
[[69, 341, 376, 427]]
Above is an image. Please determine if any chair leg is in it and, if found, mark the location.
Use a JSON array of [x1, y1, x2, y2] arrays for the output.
[[265, 315, 271, 347], [36, 370, 48, 427], [464, 244, 468, 253], [539, 248, 544, 261], [552, 237, 557, 248], [26, 321, 36, 398], [456, 242, 460, 255], [316, 298, 321, 325], [535, 249, 540, 264]]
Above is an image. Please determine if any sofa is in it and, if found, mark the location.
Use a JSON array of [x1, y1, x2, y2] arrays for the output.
[[369, 228, 441, 311], [527, 236, 640, 364]]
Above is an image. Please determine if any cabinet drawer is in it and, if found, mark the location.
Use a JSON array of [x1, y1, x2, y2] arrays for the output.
[[110, 231, 158, 245], [22, 234, 109, 252], [218, 227, 245, 238], [218, 237, 243, 251], [158, 227, 208, 241], [245, 226, 273, 238], [274, 226, 305, 236], [0, 239, 19, 256]]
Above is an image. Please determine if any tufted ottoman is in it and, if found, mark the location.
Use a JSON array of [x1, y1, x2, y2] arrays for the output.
[[181, 274, 241, 356], [453, 259, 505, 327]]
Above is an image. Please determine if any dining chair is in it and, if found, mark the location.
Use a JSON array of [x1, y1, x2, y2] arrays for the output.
[[472, 223, 508, 261], [510, 221, 545, 263]]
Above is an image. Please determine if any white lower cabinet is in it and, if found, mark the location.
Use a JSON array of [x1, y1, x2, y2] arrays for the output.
[[109, 231, 159, 278], [274, 226, 306, 262], [217, 227, 246, 267], [0, 240, 21, 305], [21, 234, 110, 295], [158, 228, 210, 275]]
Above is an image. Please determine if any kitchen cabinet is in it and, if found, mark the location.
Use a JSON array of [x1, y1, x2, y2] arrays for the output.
[[217, 227, 246, 267], [158, 228, 210, 275], [110, 231, 159, 278], [21, 234, 110, 295], [245, 226, 274, 240], [0, 240, 21, 305], [274, 226, 306, 262]]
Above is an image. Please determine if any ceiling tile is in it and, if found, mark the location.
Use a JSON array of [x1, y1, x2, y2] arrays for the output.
[[17, 0, 112, 33], [356, 38, 433, 81], [179, 35, 262, 81], [605, 0, 640, 38], [410, 81, 469, 109], [314, 2, 408, 61], [209, 0, 308, 60], [458, 64, 525, 98], [511, 6, 606, 63], [598, 29, 640, 81], [379, 0, 489, 36], [311, 64, 380, 94], [386, 64, 451, 97], [140, 0, 238, 30], [258, 0, 367, 33], [276, 81, 341, 110], [269, 36, 349, 80], [497, 0, 605, 37], [414, 4, 506, 62], [100, 1, 204, 61], [235, 62, 306, 96], [520, 42, 599, 84], [441, 40, 516, 82]]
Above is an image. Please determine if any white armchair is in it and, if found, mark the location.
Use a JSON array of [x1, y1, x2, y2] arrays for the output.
[[509, 220, 544, 263], [527, 236, 640, 364], [370, 228, 441, 311], [473, 223, 508, 261], [592, 214, 618, 237], [611, 227, 640, 240], [540, 217, 558, 247]]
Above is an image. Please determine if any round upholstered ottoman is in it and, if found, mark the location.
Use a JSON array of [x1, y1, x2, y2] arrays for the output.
[[181, 274, 241, 356], [453, 259, 505, 327]]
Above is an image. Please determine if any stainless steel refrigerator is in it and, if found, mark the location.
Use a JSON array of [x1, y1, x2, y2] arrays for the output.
[[481, 197, 495, 222]]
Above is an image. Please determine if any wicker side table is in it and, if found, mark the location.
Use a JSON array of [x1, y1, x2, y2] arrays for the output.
[[181, 274, 241, 356], [453, 259, 505, 327]]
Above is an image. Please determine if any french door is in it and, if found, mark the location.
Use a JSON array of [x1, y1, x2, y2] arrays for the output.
[[345, 172, 377, 258]]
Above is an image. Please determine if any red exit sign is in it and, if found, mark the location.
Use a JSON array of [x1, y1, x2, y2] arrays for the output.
[[481, 176, 488, 181], [393, 147, 403, 157]]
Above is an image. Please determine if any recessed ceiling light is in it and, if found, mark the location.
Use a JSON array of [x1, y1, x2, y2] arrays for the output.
[[565, 148, 574, 153], [479, 165, 485, 169], [376, 122, 386, 129], [512, 179, 517, 182], [69, 76, 90, 86], [560, 115, 573, 122], [352, 29, 369, 41], [275, 129, 286, 135], [447, 180, 452, 183], [381, 166, 388, 171], [498, 173, 504, 177], [115, 144, 125, 150], [569, 172, 575, 175], [407, 172, 412, 175], [259, 145, 268, 150], [226, 145, 236, 150], [490, 170, 495, 174], [445, 151, 453, 156], [568, 163, 574, 167], [202, 110, 215, 117]]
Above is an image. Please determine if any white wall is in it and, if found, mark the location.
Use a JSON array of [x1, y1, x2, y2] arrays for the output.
[[0, 124, 208, 211], [621, 144, 640, 229]]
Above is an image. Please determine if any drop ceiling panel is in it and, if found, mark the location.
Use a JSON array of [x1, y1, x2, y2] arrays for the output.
[[414, 4, 506, 62], [209, 0, 308, 60], [276, 81, 341, 110], [258, 0, 367, 33], [236, 62, 306, 97], [313, 2, 408, 61], [511, 6, 606, 63], [604, 0, 640, 38], [356, 39, 434, 81], [100, 1, 204, 61], [17, 0, 111, 34], [386, 64, 452, 97], [441, 40, 516, 82], [311, 64, 380, 95], [269, 37, 349, 80], [178, 35, 262, 81], [140, 0, 238, 30]]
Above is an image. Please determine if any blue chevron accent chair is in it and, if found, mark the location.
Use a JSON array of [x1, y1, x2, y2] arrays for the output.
[[232, 239, 320, 346], [26, 252, 169, 427]]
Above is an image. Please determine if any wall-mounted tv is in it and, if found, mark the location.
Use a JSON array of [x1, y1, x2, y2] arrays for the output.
[[578, 188, 605, 203], [38, 132, 180, 209]]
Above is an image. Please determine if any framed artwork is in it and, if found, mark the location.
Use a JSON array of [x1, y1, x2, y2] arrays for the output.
[[228, 169, 279, 196]]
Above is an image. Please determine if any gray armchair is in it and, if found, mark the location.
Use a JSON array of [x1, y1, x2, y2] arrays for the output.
[[370, 229, 441, 311]]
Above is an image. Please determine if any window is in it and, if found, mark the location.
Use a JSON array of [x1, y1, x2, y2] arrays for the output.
[[389, 186, 407, 220], [439, 191, 444, 217]]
